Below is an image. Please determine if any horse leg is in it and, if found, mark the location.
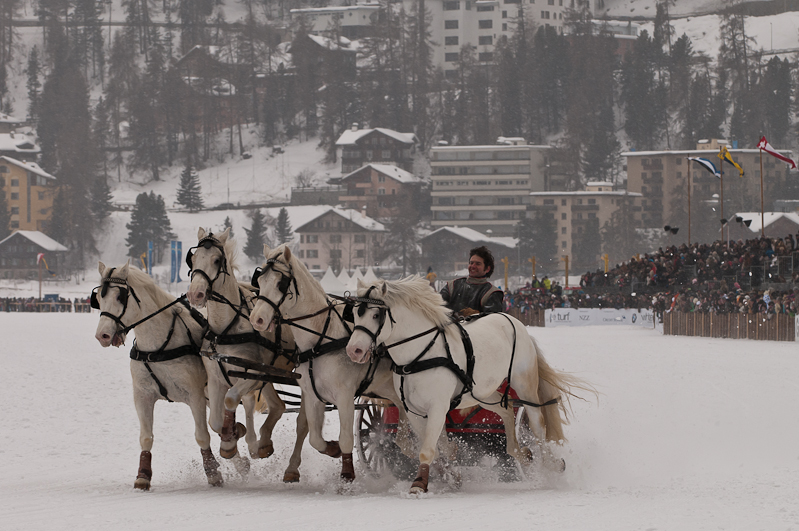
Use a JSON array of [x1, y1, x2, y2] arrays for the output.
[[255, 384, 286, 459], [336, 395, 356, 482], [187, 389, 223, 487], [408, 405, 448, 495], [283, 397, 309, 483], [132, 389, 157, 490], [241, 391, 258, 458], [305, 395, 340, 457], [480, 393, 523, 462]]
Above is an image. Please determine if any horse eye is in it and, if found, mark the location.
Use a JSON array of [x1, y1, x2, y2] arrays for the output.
[[213, 257, 220, 265], [372, 312, 379, 320]]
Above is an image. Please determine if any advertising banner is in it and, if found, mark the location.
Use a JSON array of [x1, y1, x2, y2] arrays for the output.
[[544, 308, 656, 328]]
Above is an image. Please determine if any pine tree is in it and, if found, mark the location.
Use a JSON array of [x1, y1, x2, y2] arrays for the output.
[[516, 213, 557, 274], [127, 35, 167, 181], [89, 175, 113, 221], [377, 210, 420, 276], [26, 46, 42, 122], [176, 165, 204, 211], [126, 191, 175, 263], [0, 186, 10, 240], [275, 207, 292, 244], [244, 208, 268, 261], [222, 216, 234, 240], [602, 193, 641, 264], [762, 56, 791, 146], [573, 217, 601, 272]]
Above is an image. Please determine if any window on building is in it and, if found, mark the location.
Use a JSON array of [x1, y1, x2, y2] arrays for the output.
[[477, 4, 494, 11], [543, 199, 554, 205], [587, 198, 596, 204], [10, 192, 18, 200], [445, 19, 459, 29], [356, 250, 365, 258], [366, 150, 373, 160], [330, 249, 342, 259], [330, 234, 342, 243], [11, 221, 19, 228], [445, 36, 459, 45], [307, 250, 319, 258], [478, 19, 493, 29], [676, 158, 682, 165], [10, 179, 19, 187], [497, 197, 513, 205], [444, 0, 460, 9], [300, 235, 305, 243], [588, 213, 596, 219], [541, 10, 550, 18], [561, 199, 566, 206], [502, 9, 508, 17], [548, 0, 554, 4], [445, 52, 459, 62], [561, 213, 567, 220], [308, 235, 318, 243], [11, 207, 19, 215], [381, 150, 391, 159], [502, 22, 507, 30], [0, 165, 7, 173], [438, 197, 454, 205], [378, 188, 386, 195], [478, 35, 493, 45], [561, 240, 566, 248], [354, 234, 366, 243], [297, 250, 305, 258], [478, 52, 493, 61]]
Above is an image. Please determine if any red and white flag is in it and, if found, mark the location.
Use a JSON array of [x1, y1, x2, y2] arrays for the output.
[[757, 136, 796, 170], [36, 253, 44, 264]]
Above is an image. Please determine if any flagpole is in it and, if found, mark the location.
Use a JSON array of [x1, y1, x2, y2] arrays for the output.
[[687, 158, 692, 245], [38, 257, 42, 301], [759, 148, 765, 238], [719, 147, 726, 247]]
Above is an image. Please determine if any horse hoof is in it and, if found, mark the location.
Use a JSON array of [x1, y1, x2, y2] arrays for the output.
[[258, 443, 274, 459], [340, 473, 355, 483], [321, 441, 342, 458], [134, 478, 151, 491], [521, 446, 535, 463], [283, 471, 300, 483], [409, 485, 427, 495], [219, 446, 238, 459], [207, 471, 224, 487]]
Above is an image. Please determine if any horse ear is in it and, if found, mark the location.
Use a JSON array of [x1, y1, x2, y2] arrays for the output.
[[98, 261, 106, 276], [197, 227, 206, 239], [381, 280, 387, 296], [283, 245, 292, 262], [356, 278, 365, 290], [219, 227, 231, 243], [262, 243, 271, 258], [120, 260, 130, 278]]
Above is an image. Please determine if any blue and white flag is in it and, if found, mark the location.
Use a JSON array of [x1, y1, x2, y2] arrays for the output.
[[176, 241, 182, 283], [147, 241, 153, 277], [170, 241, 177, 283], [687, 157, 721, 179]]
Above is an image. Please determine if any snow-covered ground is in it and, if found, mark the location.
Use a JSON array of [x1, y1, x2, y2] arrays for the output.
[[2, 317, 797, 530]]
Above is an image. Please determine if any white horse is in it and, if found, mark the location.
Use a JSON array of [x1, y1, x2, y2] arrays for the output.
[[346, 276, 591, 494], [186, 228, 307, 482], [93, 261, 223, 490], [248, 244, 413, 483]]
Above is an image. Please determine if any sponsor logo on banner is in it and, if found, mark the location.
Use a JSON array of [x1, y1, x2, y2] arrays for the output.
[[545, 308, 654, 327]]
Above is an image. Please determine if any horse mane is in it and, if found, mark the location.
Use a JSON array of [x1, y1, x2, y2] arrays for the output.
[[361, 275, 451, 328], [119, 266, 175, 308]]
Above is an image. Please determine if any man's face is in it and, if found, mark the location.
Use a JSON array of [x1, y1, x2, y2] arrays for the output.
[[468, 255, 489, 278]]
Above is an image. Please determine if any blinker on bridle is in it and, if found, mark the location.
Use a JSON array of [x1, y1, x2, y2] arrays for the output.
[[90, 268, 141, 329], [350, 286, 394, 344], [186, 235, 229, 287], [251, 257, 299, 315]]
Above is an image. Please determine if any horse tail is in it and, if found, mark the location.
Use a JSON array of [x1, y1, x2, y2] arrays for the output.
[[532, 336, 596, 443]]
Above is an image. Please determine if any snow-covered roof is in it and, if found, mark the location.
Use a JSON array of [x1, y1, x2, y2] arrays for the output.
[[732, 212, 799, 233], [0, 230, 68, 252], [336, 127, 416, 146], [295, 206, 386, 232], [421, 226, 517, 249], [622, 148, 792, 156], [0, 133, 39, 154], [529, 190, 642, 197], [341, 164, 420, 184], [306, 34, 357, 52], [0, 113, 23, 124], [0, 157, 55, 180], [291, 4, 381, 14]]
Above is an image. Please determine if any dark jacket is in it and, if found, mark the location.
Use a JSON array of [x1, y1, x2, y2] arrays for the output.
[[440, 276, 504, 314]]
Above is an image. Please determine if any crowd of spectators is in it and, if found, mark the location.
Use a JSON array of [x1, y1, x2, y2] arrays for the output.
[[0, 297, 91, 312], [505, 235, 799, 317]]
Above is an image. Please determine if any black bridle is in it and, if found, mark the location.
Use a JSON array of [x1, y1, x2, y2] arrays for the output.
[[90, 268, 142, 331], [186, 235, 230, 291], [251, 257, 299, 316], [348, 286, 394, 348]]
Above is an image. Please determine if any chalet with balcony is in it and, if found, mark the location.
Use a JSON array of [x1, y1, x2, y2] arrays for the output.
[[335, 125, 417, 174], [0, 230, 68, 280], [338, 164, 422, 219]]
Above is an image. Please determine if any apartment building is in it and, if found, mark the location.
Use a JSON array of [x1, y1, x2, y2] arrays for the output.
[[294, 206, 387, 271], [290, 4, 382, 39], [0, 156, 56, 232], [623, 139, 793, 228], [413, 0, 569, 75], [429, 138, 550, 236], [527, 185, 643, 259]]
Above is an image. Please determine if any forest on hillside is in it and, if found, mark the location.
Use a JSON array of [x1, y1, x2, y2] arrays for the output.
[[0, 0, 797, 270]]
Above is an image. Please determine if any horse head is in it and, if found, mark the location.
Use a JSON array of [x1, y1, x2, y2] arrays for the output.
[[346, 279, 391, 364], [186, 227, 232, 308], [250, 244, 298, 333], [94, 260, 138, 347]]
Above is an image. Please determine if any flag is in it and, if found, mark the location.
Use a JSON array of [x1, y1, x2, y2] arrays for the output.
[[757, 136, 796, 170], [718, 146, 745, 177], [687, 157, 720, 179], [36, 252, 44, 264]]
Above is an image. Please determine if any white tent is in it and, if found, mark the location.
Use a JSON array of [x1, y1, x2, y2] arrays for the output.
[[319, 267, 347, 296], [348, 267, 364, 292], [362, 266, 379, 284], [336, 268, 351, 288]]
